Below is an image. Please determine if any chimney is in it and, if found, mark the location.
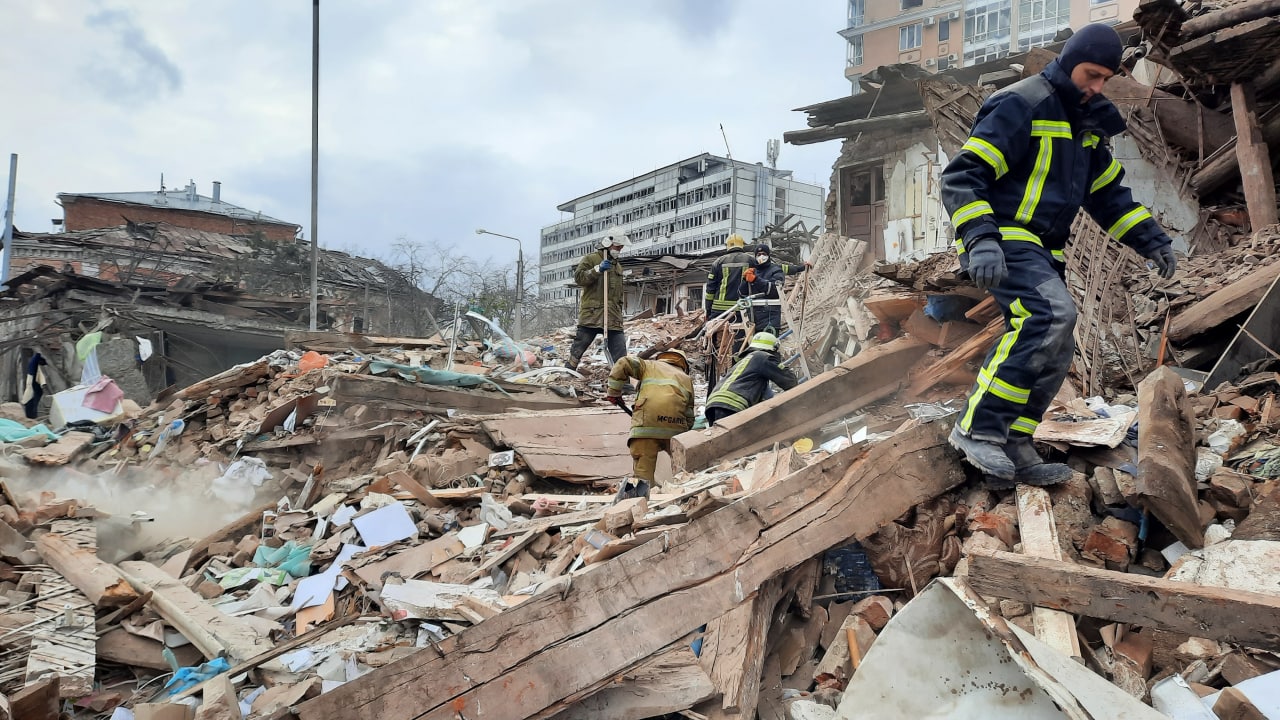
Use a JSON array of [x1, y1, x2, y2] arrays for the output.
[[212, 181, 221, 204], [187, 180, 197, 201]]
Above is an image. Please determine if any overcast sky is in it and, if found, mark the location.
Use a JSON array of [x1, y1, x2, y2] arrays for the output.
[[0, 1, 850, 270]]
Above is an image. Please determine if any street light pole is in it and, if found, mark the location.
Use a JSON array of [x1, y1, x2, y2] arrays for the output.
[[308, 0, 320, 330], [475, 229, 524, 340]]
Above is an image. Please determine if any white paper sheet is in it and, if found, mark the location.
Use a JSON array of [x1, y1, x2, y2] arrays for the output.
[[352, 502, 417, 547]]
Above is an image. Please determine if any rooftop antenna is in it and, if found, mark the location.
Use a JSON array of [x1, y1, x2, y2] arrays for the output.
[[719, 123, 734, 162], [766, 139, 780, 169]]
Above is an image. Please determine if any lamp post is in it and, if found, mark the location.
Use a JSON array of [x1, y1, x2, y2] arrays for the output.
[[474, 228, 524, 340]]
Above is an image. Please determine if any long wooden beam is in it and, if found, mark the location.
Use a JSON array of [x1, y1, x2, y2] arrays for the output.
[[671, 336, 930, 472], [293, 420, 964, 720], [968, 551, 1280, 652]]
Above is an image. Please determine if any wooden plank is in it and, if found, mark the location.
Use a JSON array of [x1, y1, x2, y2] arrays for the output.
[[7, 677, 59, 720], [480, 408, 657, 484], [35, 532, 139, 607], [904, 317, 1003, 398], [1206, 269, 1280, 391], [466, 530, 543, 582], [293, 420, 965, 720], [176, 359, 270, 399], [698, 577, 785, 716], [671, 336, 931, 472], [348, 535, 464, 591], [1137, 366, 1203, 549], [968, 551, 1280, 652], [23, 566, 95, 697], [545, 646, 714, 720], [98, 628, 203, 671], [384, 470, 444, 508], [331, 374, 576, 414], [1168, 261, 1280, 341], [118, 560, 274, 663], [1014, 486, 1081, 659], [1105, 73, 1235, 154], [1231, 81, 1280, 230]]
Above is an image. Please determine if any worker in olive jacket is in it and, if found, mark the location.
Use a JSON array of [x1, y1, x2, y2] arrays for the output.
[[568, 226, 628, 370]]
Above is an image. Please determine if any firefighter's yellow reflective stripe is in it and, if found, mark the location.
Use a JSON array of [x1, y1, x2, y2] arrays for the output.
[[1091, 158, 1123, 194], [961, 137, 1009, 177], [1108, 206, 1152, 240], [978, 368, 1030, 404], [1031, 120, 1072, 139], [640, 378, 690, 394], [607, 379, 625, 391], [1051, 249, 1065, 261], [959, 298, 1031, 433], [708, 389, 749, 411], [1082, 132, 1100, 148], [951, 200, 994, 229], [955, 237, 967, 254], [999, 226, 1041, 246], [1015, 137, 1053, 224], [1010, 416, 1040, 435]]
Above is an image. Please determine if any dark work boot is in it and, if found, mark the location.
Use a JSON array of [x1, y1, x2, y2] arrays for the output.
[[948, 426, 1016, 481], [1005, 435, 1072, 487]]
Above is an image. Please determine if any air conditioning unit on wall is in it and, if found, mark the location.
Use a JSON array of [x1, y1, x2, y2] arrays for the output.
[[948, 10, 960, 19], [924, 16, 936, 26], [948, 53, 958, 61], [925, 57, 936, 66]]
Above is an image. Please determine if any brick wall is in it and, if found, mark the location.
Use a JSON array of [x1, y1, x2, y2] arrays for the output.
[[63, 197, 298, 242]]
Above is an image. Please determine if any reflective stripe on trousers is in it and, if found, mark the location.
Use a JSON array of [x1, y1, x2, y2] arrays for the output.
[[957, 242, 1076, 443]]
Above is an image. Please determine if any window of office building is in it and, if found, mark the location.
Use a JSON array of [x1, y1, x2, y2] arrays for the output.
[[938, 19, 950, 41], [847, 34, 863, 66], [900, 23, 923, 51], [902, 0, 923, 8], [1018, 0, 1069, 50], [964, 0, 1012, 64]]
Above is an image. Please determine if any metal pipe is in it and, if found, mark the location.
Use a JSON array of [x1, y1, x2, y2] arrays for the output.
[[308, 0, 320, 330], [1, 153, 17, 291]]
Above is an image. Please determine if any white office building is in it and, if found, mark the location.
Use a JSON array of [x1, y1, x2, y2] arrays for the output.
[[538, 153, 824, 303]]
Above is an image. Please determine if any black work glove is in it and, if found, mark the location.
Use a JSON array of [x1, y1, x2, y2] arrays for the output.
[[965, 238, 1007, 290], [1142, 244, 1176, 279]]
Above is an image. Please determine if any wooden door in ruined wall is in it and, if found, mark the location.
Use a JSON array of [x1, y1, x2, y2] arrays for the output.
[[840, 165, 887, 260]]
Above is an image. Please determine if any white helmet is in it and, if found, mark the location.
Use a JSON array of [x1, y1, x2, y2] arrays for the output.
[[600, 226, 630, 249]]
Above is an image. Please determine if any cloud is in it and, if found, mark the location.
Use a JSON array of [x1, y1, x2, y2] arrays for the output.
[[82, 7, 183, 103], [1, 0, 849, 274]]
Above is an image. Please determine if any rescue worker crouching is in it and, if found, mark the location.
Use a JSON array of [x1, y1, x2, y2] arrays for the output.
[[568, 226, 628, 371], [940, 23, 1178, 490], [738, 244, 810, 334], [606, 349, 695, 502], [705, 332, 798, 426]]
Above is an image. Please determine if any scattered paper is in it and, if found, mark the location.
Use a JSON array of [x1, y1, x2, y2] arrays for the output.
[[352, 503, 417, 547], [292, 543, 366, 609], [458, 523, 490, 549], [332, 504, 357, 527]]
